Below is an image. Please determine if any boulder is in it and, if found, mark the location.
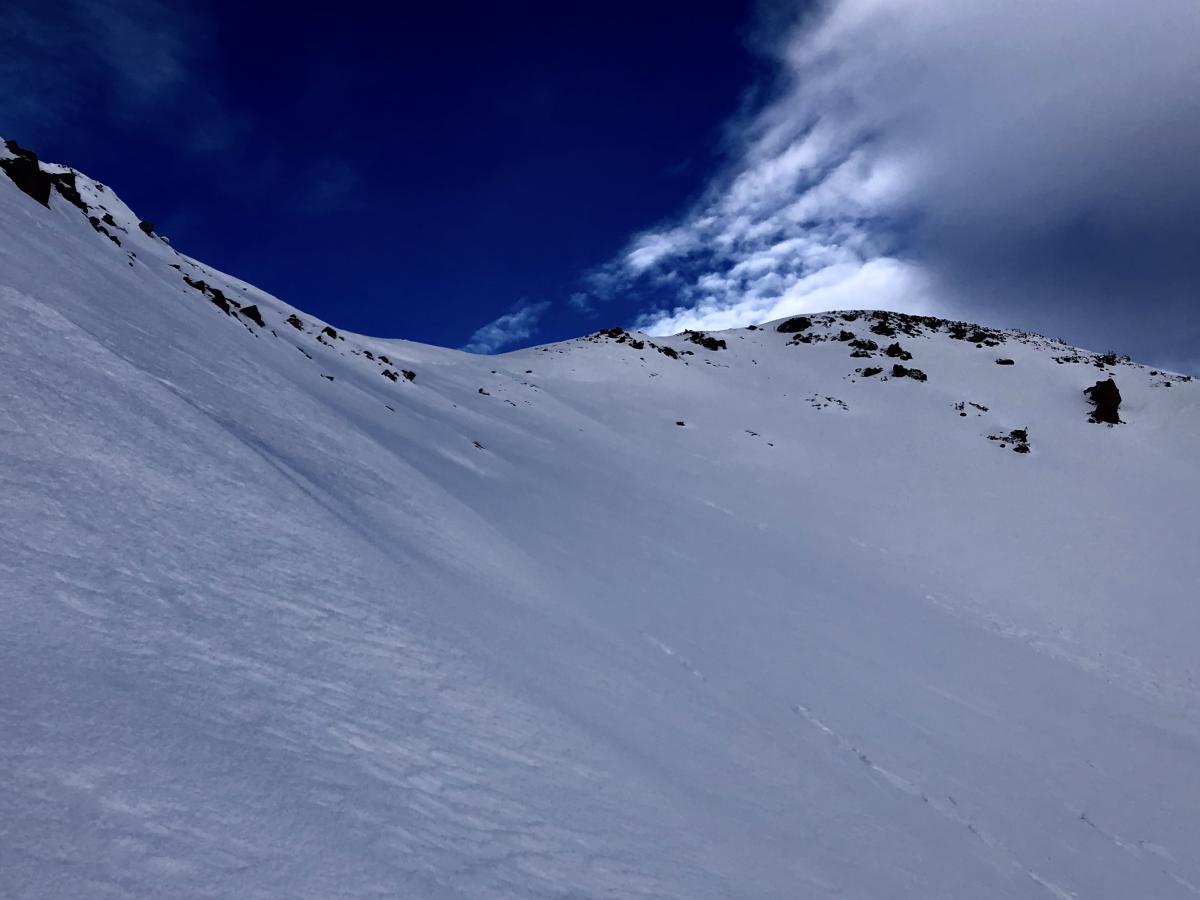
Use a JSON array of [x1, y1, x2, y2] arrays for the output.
[[775, 316, 812, 333], [1086, 378, 1121, 424], [0, 141, 52, 206], [239, 305, 265, 327]]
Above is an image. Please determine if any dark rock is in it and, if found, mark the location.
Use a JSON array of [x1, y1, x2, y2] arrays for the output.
[[402, 369, 416, 381], [286, 314, 304, 330], [182, 276, 233, 314], [209, 285, 238, 312], [47, 171, 87, 213], [239, 305, 265, 327], [658, 346, 679, 359], [836, 330, 855, 342], [996, 358, 1015, 365], [947, 323, 1004, 345], [675, 421, 686, 426], [870, 321, 897, 337], [989, 428, 1031, 453], [86, 216, 121, 245], [1085, 378, 1122, 424], [861, 367, 884, 377], [776, 316, 812, 333], [891, 364, 927, 382], [629, 339, 645, 350], [138, 220, 156, 236], [884, 342, 912, 360], [321, 326, 339, 339], [478, 388, 489, 395], [3, 139, 38, 163], [684, 330, 727, 351], [382, 369, 399, 382], [849, 338, 878, 352], [0, 141, 52, 206]]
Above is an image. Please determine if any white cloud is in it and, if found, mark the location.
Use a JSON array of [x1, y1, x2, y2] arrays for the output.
[[461, 302, 550, 354], [640, 257, 931, 335], [567, 291, 593, 313], [603, 0, 1200, 364]]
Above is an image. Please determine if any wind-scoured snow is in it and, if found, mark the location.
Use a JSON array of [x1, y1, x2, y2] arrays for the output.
[[2, 140, 1199, 899]]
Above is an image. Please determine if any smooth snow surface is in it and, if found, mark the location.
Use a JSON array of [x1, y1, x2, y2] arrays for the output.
[[2, 142, 1199, 899]]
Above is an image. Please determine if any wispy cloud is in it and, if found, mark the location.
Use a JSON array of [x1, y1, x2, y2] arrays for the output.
[[0, 0, 201, 129], [461, 302, 550, 354], [596, 0, 1200, 366], [567, 291, 594, 314], [297, 161, 367, 216]]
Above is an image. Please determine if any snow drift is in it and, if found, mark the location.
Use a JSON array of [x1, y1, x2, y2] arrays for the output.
[[2, 139, 1199, 899]]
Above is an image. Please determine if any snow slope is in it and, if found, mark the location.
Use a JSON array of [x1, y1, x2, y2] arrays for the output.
[[2, 139, 1199, 899]]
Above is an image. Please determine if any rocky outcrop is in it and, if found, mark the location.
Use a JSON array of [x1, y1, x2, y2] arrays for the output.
[[684, 331, 727, 351], [776, 316, 812, 333], [0, 140, 53, 206], [1086, 378, 1122, 424], [891, 364, 927, 382], [239, 305, 265, 327]]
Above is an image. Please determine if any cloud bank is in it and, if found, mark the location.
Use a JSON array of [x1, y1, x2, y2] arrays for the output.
[[461, 302, 551, 354], [603, 0, 1200, 368]]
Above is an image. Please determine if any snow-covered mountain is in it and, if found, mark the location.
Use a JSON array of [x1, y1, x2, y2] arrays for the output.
[[3, 138, 1199, 900]]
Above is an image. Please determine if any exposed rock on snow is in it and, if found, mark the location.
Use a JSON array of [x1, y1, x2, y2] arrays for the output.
[[239, 304, 265, 327], [0, 139, 53, 205], [684, 330, 727, 351], [775, 315, 812, 333], [891, 363, 928, 381], [1086, 377, 1123, 424], [989, 427, 1032, 453]]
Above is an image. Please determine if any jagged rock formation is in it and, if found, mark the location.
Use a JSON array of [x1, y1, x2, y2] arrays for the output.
[[1087, 377, 1122, 424]]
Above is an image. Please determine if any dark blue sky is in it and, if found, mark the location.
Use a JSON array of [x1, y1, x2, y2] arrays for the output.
[[4, 0, 777, 349]]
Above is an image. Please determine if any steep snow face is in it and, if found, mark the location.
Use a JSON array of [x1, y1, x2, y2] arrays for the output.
[[2, 142, 1199, 900]]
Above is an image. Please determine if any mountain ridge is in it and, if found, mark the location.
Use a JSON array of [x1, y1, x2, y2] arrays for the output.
[[4, 135, 1191, 379]]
